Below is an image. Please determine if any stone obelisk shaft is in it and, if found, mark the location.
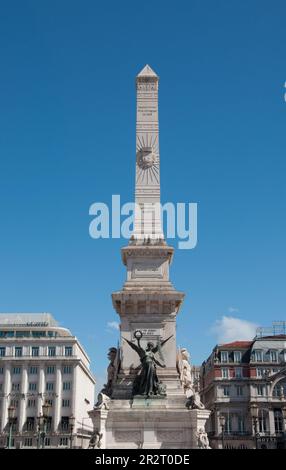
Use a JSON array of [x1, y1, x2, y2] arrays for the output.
[[134, 65, 163, 240]]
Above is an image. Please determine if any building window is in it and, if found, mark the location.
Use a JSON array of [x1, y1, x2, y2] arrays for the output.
[[222, 368, 229, 379], [63, 366, 72, 374], [256, 368, 264, 378], [12, 367, 21, 375], [0, 347, 6, 357], [254, 350, 262, 362], [274, 410, 283, 433], [46, 366, 55, 374], [48, 347, 56, 357], [12, 383, 20, 391], [46, 399, 53, 406], [62, 399, 70, 407], [59, 437, 69, 446], [65, 346, 73, 357], [10, 400, 19, 408], [16, 331, 29, 338], [273, 380, 286, 398], [236, 385, 243, 396], [222, 386, 230, 397], [221, 351, 229, 363], [24, 438, 33, 447], [32, 347, 39, 357], [0, 367, 4, 374], [270, 350, 278, 362], [15, 347, 22, 357], [28, 382, 37, 392], [46, 382, 54, 391], [233, 351, 242, 363], [27, 399, 36, 408], [238, 415, 245, 433], [258, 410, 268, 433], [224, 414, 232, 434], [63, 382, 71, 391], [46, 417, 52, 432], [257, 385, 265, 396], [234, 367, 242, 378], [61, 416, 69, 431], [0, 384, 2, 391], [44, 437, 51, 447], [29, 366, 38, 375], [32, 331, 45, 338], [26, 417, 35, 431]]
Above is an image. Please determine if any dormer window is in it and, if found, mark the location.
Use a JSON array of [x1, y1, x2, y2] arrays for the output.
[[270, 350, 278, 362], [254, 350, 263, 362], [221, 351, 229, 363], [233, 351, 242, 363]]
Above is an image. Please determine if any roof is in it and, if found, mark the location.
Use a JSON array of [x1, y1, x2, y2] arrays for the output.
[[219, 341, 253, 349], [0, 313, 58, 327]]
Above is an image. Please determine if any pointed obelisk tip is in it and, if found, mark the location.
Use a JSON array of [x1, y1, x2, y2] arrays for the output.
[[137, 64, 158, 78]]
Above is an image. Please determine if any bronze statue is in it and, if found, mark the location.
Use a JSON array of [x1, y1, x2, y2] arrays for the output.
[[101, 347, 119, 397], [123, 330, 173, 397]]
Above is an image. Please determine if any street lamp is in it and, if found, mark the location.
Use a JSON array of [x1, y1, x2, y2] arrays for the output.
[[37, 415, 43, 449], [37, 401, 52, 449], [69, 415, 75, 449], [7, 405, 16, 449], [250, 403, 259, 449], [219, 414, 226, 449]]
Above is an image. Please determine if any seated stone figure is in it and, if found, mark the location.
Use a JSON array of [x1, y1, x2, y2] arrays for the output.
[[88, 429, 103, 449], [94, 392, 110, 410], [186, 391, 205, 410], [196, 428, 211, 449]]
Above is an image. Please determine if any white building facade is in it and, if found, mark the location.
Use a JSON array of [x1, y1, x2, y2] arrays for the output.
[[0, 314, 95, 448]]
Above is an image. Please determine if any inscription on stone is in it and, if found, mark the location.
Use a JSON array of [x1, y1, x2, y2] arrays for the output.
[[141, 328, 157, 336]]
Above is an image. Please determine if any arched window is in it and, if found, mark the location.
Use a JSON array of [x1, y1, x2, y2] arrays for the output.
[[273, 379, 286, 398]]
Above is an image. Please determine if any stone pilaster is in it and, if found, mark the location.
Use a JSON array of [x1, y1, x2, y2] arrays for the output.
[[37, 365, 45, 417], [1, 365, 11, 431], [53, 365, 62, 431], [18, 365, 28, 431]]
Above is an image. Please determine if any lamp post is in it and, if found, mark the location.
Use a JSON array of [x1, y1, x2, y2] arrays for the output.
[[219, 414, 226, 449], [37, 401, 51, 449], [69, 415, 75, 449], [7, 405, 16, 449], [250, 403, 259, 449], [37, 415, 43, 449]]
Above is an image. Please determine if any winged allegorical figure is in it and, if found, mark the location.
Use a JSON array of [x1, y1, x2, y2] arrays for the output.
[[123, 331, 173, 397]]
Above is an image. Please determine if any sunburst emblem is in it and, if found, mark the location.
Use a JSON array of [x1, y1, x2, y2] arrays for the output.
[[136, 134, 159, 184]]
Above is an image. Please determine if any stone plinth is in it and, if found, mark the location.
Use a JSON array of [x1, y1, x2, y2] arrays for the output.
[[89, 397, 211, 449]]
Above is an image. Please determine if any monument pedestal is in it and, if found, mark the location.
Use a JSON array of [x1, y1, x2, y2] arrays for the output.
[[89, 397, 211, 449]]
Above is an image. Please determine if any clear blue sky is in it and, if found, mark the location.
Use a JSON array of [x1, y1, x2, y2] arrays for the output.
[[0, 1, 285, 391]]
